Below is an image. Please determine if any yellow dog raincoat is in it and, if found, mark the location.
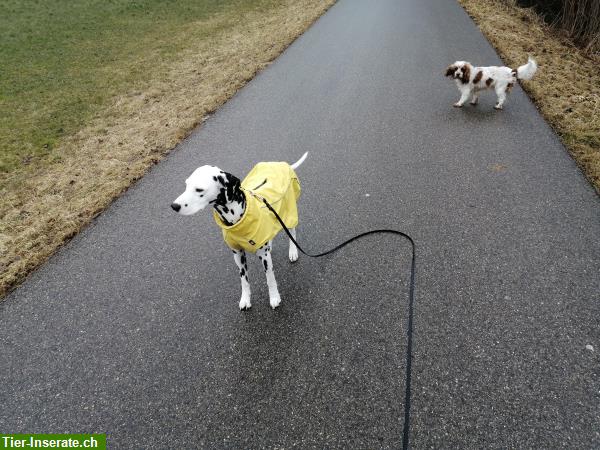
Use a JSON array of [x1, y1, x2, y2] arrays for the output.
[[213, 162, 301, 253]]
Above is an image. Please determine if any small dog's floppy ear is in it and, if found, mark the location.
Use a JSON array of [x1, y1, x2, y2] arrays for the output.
[[445, 65, 457, 77], [461, 63, 471, 84]]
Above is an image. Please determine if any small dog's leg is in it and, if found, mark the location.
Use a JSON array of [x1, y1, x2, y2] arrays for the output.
[[257, 242, 281, 309], [288, 227, 299, 263], [470, 92, 479, 105], [494, 86, 507, 110], [232, 249, 251, 310], [454, 89, 471, 108]]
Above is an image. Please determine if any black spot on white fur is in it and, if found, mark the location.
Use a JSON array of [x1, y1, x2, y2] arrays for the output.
[[212, 172, 246, 227]]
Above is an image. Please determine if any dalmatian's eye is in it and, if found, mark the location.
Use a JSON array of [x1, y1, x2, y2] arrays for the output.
[[196, 188, 204, 193]]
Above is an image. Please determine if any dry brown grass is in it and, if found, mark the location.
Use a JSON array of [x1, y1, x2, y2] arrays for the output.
[[0, 0, 335, 297], [458, 0, 600, 194]]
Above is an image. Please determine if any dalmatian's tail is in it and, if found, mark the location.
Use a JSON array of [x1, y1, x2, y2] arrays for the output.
[[290, 152, 309, 170]]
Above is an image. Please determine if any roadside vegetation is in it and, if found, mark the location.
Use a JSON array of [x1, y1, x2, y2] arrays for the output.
[[458, 0, 600, 195], [0, 0, 335, 296], [1, 0, 275, 173], [516, 0, 600, 54]]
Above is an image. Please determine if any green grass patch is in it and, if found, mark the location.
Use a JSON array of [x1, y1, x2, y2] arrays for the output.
[[0, 0, 277, 173]]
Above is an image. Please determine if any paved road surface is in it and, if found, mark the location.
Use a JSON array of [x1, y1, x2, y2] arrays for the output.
[[2, 0, 599, 447]]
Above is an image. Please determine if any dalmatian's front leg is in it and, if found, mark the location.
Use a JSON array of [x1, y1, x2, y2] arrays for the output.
[[232, 249, 251, 310], [288, 227, 299, 262], [257, 242, 281, 309]]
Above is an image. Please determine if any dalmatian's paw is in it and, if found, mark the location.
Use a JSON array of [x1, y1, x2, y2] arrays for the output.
[[289, 247, 299, 263], [270, 295, 281, 309], [239, 295, 251, 311]]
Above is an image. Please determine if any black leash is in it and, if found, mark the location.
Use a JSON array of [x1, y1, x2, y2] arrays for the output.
[[261, 197, 416, 450]]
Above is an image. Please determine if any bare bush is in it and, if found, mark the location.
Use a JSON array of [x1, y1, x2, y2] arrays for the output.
[[517, 0, 600, 53], [561, 0, 600, 52]]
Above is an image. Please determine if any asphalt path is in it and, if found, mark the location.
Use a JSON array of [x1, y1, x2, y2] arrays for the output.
[[2, 0, 599, 447]]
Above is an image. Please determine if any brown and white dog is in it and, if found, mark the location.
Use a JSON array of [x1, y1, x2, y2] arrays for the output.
[[445, 57, 537, 110]]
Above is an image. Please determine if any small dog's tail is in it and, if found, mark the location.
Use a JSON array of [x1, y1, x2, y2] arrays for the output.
[[516, 57, 537, 80], [290, 152, 308, 170]]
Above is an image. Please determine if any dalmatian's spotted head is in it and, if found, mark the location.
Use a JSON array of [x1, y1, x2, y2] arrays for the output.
[[171, 165, 246, 226], [171, 165, 227, 216]]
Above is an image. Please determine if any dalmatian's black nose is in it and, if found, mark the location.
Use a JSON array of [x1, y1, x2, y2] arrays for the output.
[[171, 203, 181, 212]]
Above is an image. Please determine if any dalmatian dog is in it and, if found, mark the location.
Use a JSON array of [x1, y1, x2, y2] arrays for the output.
[[171, 153, 307, 310]]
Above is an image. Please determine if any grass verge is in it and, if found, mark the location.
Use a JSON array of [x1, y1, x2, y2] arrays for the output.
[[0, 0, 335, 297], [458, 0, 600, 195], [0, 0, 278, 173]]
